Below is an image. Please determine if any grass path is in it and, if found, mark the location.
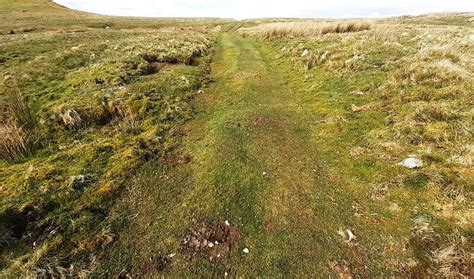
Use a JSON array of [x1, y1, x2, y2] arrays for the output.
[[181, 33, 378, 276]]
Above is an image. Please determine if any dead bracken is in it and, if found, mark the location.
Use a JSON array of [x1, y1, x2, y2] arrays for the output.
[[182, 221, 241, 261]]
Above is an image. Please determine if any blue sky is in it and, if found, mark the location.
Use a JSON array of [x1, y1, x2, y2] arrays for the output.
[[54, 0, 474, 19]]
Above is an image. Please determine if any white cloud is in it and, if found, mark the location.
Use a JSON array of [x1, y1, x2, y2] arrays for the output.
[[54, 0, 474, 20]]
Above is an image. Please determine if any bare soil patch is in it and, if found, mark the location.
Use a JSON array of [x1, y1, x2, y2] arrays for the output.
[[182, 221, 241, 261], [251, 116, 268, 127]]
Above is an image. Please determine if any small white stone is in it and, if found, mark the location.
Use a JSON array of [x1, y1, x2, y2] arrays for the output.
[[225, 220, 230, 226], [215, 241, 219, 245], [398, 158, 423, 169], [262, 172, 267, 176], [301, 49, 310, 57], [208, 242, 214, 248], [345, 229, 355, 242], [243, 248, 249, 254], [169, 253, 176, 258]]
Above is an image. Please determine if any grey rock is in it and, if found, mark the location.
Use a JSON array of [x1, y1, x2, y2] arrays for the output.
[[69, 174, 97, 191]]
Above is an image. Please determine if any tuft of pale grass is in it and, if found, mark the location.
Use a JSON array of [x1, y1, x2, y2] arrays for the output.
[[241, 21, 371, 39], [60, 109, 83, 130], [0, 85, 33, 160], [1, 85, 33, 127], [0, 122, 29, 160], [450, 144, 473, 167], [368, 24, 402, 43]]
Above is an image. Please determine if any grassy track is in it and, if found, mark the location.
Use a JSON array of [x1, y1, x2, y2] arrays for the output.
[[149, 33, 407, 276], [185, 33, 334, 276]]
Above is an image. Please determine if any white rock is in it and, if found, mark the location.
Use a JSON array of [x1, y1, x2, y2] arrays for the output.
[[262, 172, 267, 176], [208, 242, 214, 248], [225, 220, 230, 226], [301, 49, 310, 57], [345, 229, 355, 242], [399, 158, 423, 169], [243, 248, 249, 254]]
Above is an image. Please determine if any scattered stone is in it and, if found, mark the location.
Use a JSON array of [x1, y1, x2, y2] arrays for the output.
[[3, 74, 12, 81], [301, 49, 310, 57], [398, 157, 423, 169], [197, 89, 204, 94], [262, 172, 267, 176], [225, 220, 230, 226], [105, 26, 111, 30], [182, 220, 241, 261], [68, 174, 97, 191], [243, 248, 249, 254]]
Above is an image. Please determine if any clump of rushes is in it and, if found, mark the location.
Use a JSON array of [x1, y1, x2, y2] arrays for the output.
[[0, 83, 34, 160]]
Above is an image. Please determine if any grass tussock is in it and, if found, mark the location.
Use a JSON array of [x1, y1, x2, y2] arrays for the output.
[[241, 21, 371, 39], [411, 216, 471, 277], [0, 84, 34, 160], [0, 122, 29, 160]]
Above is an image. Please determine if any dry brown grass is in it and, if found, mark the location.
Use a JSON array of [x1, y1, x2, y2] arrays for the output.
[[0, 84, 33, 160], [241, 21, 371, 39], [1, 84, 32, 127], [411, 216, 471, 277], [0, 122, 29, 160]]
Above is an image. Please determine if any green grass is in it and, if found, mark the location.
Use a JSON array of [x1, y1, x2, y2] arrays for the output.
[[0, 0, 228, 34], [1, 1, 473, 277]]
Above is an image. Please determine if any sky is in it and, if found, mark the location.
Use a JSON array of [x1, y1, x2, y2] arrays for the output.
[[53, 0, 474, 20]]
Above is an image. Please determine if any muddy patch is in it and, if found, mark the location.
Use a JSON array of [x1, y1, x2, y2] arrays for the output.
[[0, 206, 39, 240], [329, 260, 353, 279], [142, 254, 172, 276], [162, 153, 192, 166], [182, 221, 241, 261], [251, 116, 269, 127]]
